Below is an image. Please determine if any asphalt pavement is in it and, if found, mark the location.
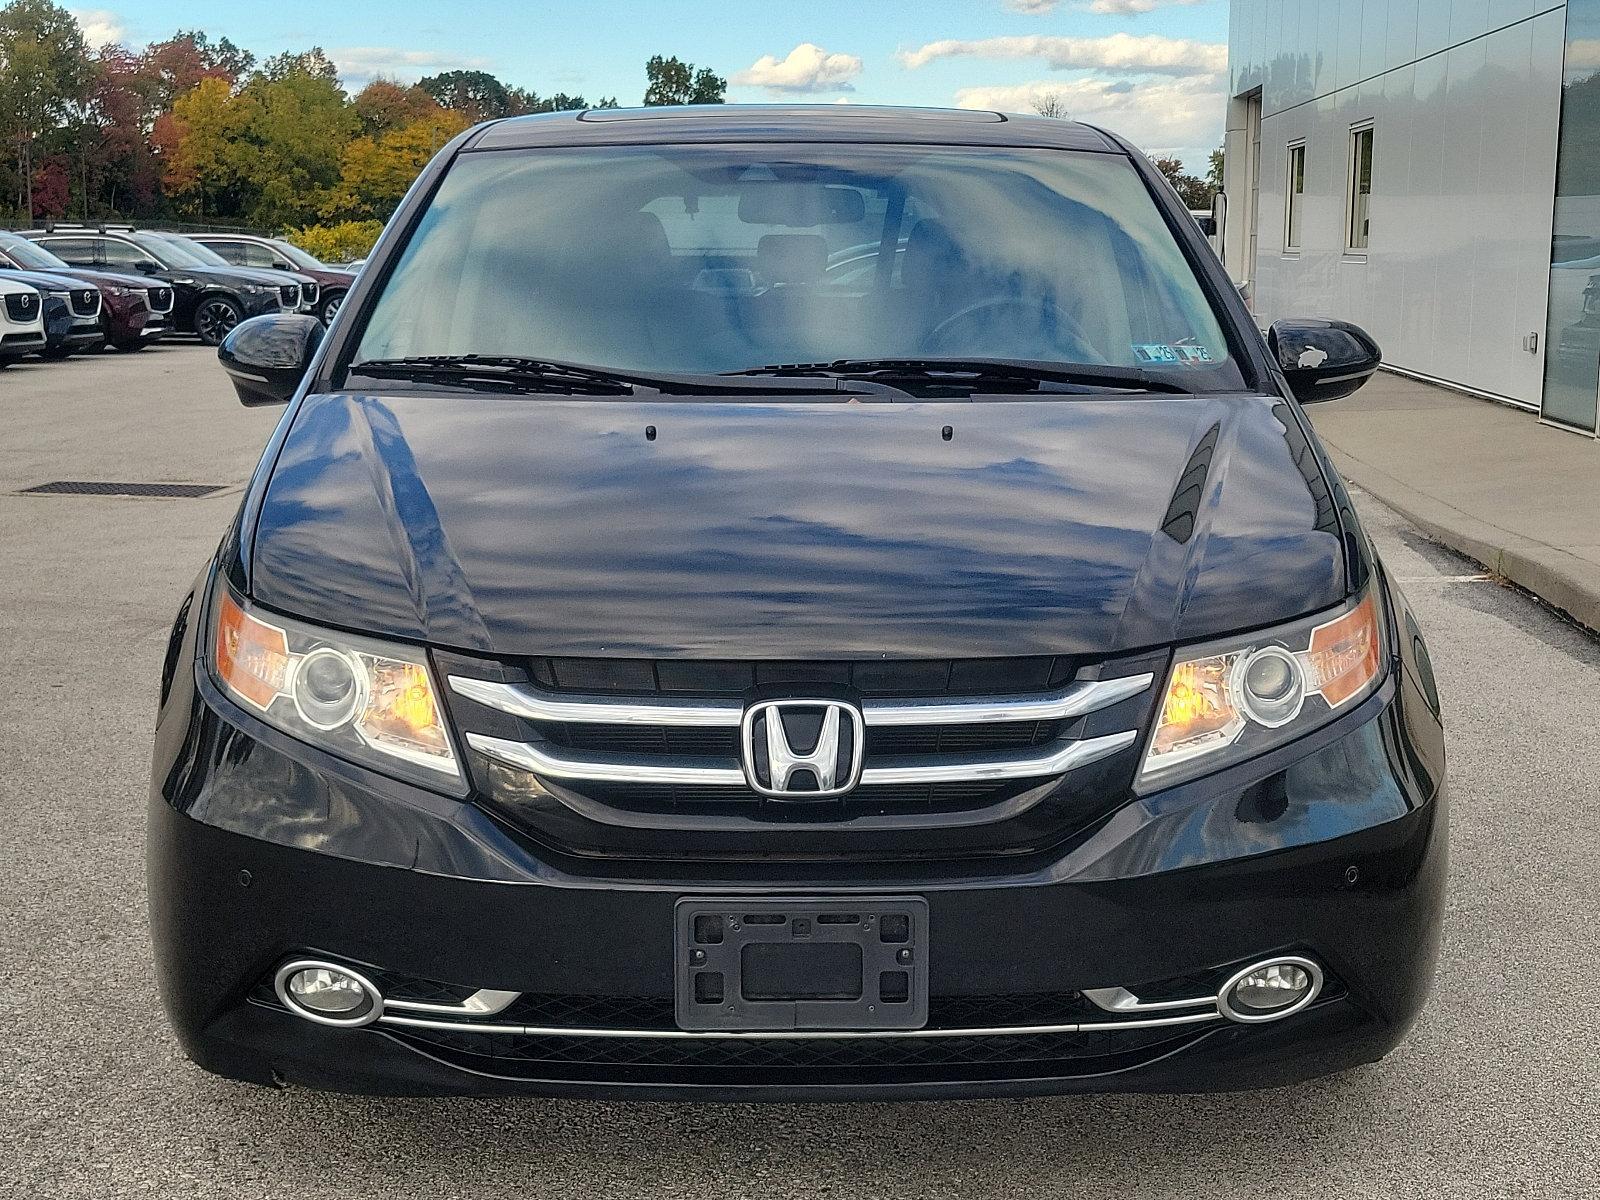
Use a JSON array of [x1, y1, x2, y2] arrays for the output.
[[2, 345, 1597, 1198]]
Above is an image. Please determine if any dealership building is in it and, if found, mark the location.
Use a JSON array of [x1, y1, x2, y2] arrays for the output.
[[1222, 0, 1600, 436]]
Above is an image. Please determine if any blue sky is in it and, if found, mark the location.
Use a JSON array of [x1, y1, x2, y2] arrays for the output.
[[70, 1, 1228, 166]]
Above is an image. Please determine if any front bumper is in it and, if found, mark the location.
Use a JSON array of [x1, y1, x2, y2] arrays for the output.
[[148, 587, 1447, 1100]]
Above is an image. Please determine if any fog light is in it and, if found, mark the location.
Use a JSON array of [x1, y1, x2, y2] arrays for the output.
[[274, 960, 383, 1027], [1218, 957, 1322, 1023]]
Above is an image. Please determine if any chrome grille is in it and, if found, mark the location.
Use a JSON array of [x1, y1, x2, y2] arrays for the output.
[[452, 673, 1150, 794], [278, 283, 299, 308]]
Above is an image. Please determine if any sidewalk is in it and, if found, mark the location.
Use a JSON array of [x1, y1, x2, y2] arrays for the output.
[[1307, 371, 1600, 634]]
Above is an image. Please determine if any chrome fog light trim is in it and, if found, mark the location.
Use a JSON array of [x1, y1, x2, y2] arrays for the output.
[[274, 960, 385, 1028], [1217, 956, 1323, 1024]]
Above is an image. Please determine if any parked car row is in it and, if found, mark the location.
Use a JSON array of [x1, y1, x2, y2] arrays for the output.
[[0, 225, 358, 367]]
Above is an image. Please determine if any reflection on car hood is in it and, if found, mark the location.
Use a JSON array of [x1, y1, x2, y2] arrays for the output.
[[249, 392, 1348, 659]]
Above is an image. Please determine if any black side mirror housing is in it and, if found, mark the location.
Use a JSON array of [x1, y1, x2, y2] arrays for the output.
[[1267, 318, 1382, 404], [135, 260, 161, 274], [218, 313, 325, 406]]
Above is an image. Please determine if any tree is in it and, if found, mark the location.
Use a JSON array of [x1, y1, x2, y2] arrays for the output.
[[321, 107, 469, 221], [240, 66, 357, 226], [419, 69, 512, 120], [0, 0, 92, 219], [352, 78, 438, 134], [1207, 147, 1224, 192], [256, 47, 339, 85], [30, 151, 66, 215], [156, 74, 256, 216], [1031, 92, 1069, 119], [1149, 154, 1214, 210], [141, 30, 251, 107], [643, 55, 724, 106]]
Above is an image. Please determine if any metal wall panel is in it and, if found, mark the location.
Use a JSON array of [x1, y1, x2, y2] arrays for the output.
[[1226, 0, 1565, 409]]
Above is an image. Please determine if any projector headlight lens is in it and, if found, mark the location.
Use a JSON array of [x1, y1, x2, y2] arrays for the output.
[[1139, 589, 1384, 791], [211, 585, 462, 793]]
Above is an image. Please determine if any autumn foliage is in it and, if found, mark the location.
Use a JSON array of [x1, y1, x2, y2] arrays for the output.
[[0, 0, 631, 238]]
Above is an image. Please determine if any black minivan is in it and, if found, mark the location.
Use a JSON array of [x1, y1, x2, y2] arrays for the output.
[[150, 106, 1446, 1101]]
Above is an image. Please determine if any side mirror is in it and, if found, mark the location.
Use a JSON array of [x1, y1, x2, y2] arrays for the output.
[[218, 313, 324, 406], [271, 261, 293, 271], [135, 260, 161, 274], [1268, 318, 1381, 404]]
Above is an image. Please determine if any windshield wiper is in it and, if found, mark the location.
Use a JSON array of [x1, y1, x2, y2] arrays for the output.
[[723, 357, 1195, 396], [349, 355, 845, 396]]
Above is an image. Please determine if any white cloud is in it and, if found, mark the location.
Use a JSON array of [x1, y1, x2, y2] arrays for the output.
[[899, 32, 1226, 77], [330, 47, 493, 89], [954, 75, 1226, 166], [1007, 0, 1204, 11], [1565, 38, 1600, 70], [1085, 0, 1204, 13], [732, 43, 864, 94], [71, 8, 125, 49]]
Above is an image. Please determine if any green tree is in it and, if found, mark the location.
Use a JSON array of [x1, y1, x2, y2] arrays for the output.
[[1150, 154, 1214, 210], [1207, 147, 1224, 192], [0, 0, 92, 220], [256, 46, 339, 85], [643, 55, 724, 106], [419, 68, 512, 120], [241, 65, 357, 226]]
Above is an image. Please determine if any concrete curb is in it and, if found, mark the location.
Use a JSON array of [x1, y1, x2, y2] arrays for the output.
[[1326, 447, 1600, 635]]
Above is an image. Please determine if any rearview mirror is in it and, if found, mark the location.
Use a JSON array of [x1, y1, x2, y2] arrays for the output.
[[738, 183, 866, 226], [218, 313, 324, 406], [1268, 318, 1381, 404]]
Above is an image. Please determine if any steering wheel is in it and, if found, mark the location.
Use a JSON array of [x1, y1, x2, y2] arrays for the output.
[[921, 296, 1102, 362]]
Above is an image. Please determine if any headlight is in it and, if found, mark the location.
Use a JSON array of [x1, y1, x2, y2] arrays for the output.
[[107, 286, 131, 297], [1137, 589, 1385, 792], [210, 586, 463, 792]]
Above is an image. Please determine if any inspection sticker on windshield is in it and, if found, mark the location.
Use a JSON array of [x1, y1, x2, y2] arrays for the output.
[[1133, 343, 1212, 365]]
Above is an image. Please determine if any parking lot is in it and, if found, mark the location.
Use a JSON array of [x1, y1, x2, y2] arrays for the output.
[[2, 343, 1598, 1198]]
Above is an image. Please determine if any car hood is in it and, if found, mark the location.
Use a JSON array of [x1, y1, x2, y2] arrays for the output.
[[249, 392, 1349, 659], [41, 267, 151, 291], [0, 269, 85, 293]]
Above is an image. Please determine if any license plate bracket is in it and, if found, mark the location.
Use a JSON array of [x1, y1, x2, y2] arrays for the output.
[[674, 896, 929, 1031]]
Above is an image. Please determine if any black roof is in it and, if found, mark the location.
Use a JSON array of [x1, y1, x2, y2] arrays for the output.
[[468, 104, 1124, 154]]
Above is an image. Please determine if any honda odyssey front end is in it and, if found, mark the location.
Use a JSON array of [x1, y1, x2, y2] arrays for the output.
[[150, 105, 1446, 1099]]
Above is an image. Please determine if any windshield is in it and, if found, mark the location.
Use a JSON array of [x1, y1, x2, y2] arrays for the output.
[[153, 234, 233, 267], [272, 239, 324, 270], [139, 232, 212, 267], [356, 144, 1240, 389], [0, 235, 71, 271]]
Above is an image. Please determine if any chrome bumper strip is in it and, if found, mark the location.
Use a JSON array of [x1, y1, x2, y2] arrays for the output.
[[378, 1008, 1221, 1040], [448, 673, 1153, 729], [1082, 986, 1217, 1014], [384, 988, 521, 1018], [465, 729, 1138, 787]]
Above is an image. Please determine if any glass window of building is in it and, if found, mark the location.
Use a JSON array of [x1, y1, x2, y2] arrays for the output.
[[1347, 126, 1374, 252], [1285, 142, 1306, 251]]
